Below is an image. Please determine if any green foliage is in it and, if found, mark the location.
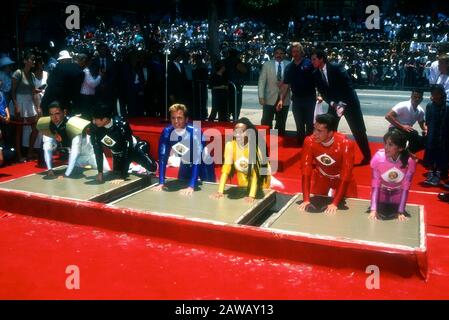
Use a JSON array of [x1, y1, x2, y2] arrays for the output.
[[242, 0, 280, 10]]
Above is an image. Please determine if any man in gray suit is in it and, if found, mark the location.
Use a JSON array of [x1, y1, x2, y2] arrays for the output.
[[258, 45, 291, 135]]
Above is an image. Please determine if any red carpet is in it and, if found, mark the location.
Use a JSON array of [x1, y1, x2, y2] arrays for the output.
[[1, 212, 448, 299]]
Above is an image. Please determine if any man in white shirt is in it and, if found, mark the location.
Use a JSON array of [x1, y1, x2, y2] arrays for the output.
[[436, 54, 449, 104], [385, 88, 427, 153], [428, 44, 449, 85], [258, 45, 291, 135], [428, 59, 440, 85]]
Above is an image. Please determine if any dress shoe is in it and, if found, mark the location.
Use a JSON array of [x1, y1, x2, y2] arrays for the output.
[[438, 193, 449, 202]]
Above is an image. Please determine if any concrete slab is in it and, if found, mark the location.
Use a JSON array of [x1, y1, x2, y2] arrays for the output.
[[0, 166, 154, 203], [262, 193, 425, 250], [110, 179, 276, 225]]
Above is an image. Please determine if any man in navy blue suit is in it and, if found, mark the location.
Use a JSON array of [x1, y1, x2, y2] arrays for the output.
[[311, 49, 371, 165]]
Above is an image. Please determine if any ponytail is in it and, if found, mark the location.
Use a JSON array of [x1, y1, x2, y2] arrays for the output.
[[383, 129, 410, 169], [399, 148, 411, 169]]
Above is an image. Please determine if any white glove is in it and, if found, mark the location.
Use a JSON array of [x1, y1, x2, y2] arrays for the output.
[[336, 101, 347, 117]]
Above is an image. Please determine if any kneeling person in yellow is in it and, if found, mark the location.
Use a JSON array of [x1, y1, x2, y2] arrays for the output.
[[211, 117, 271, 203]]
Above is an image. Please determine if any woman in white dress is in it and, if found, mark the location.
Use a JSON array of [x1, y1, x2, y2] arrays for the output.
[[11, 50, 40, 161]]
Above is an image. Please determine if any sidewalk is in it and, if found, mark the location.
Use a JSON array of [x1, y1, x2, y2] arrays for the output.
[[208, 86, 424, 142], [238, 108, 390, 142]]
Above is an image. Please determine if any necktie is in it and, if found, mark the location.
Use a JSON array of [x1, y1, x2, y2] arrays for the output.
[[277, 62, 282, 81], [100, 58, 105, 70], [321, 69, 328, 85]]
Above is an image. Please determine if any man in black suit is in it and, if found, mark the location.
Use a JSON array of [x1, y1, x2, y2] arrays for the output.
[[91, 43, 118, 114], [40, 50, 84, 116], [167, 48, 191, 109], [311, 49, 371, 165]]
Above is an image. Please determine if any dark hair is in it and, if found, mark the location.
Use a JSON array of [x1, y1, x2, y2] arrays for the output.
[[76, 51, 92, 63], [383, 129, 410, 168], [233, 117, 269, 193], [92, 104, 113, 119], [227, 48, 240, 58], [273, 44, 285, 53], [315, 113, 338, 132], [411, 88, 424, 96], [438, 53, 449, 63], [34, 55, 44, 65], [311, 48, 328, 63], [21, 49, 35, 61], [430, 84, 447, 101], [214, 59, 225, 71], [48, 101, 62, 110], [20, 49, 35, 68], [170, 47, 185, 60], [96, 42, 108, 50]]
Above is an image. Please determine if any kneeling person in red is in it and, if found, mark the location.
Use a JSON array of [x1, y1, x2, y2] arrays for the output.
[[299, 114, 357, 214]]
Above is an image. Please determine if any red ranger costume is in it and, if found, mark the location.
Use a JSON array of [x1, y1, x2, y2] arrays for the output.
[[301, 132, 357, 206]]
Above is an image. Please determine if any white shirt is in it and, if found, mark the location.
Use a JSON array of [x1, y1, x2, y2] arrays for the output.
[[34, 71, 48, 101], [174, 62, 182, 73], [80, 68, 101, 95], [436, 73, 449, 103], [390, 100, 425, 127], [274, 61, 285, 80], [321, 64, 329, 85], [428, 60, 440, 84]]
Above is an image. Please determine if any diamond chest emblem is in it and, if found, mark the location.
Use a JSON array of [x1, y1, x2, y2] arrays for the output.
[[101, 135, 116, 147], [172, 142, 190, 157], [235, 156, 249, 173], [381, 168, 404, 183], [316, 153, 336, 166]]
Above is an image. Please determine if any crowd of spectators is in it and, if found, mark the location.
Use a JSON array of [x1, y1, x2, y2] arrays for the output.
[[60, 12, 449, 88]]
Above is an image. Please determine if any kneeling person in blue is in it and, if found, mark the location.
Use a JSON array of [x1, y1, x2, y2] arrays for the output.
[[91, 104, 158, 184], [153, 103, 216, 195]]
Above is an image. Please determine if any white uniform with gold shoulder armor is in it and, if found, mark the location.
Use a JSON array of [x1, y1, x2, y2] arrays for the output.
[[38, 116, 110, 176]]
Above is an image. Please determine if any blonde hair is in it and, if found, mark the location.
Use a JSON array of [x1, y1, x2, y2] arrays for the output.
[[168, 103, 188, 117], [290, 42, 305, 56]]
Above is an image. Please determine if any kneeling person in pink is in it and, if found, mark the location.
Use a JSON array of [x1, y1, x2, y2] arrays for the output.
[[369, 129, 417, 221]]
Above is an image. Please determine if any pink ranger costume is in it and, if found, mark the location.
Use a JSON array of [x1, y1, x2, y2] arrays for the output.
[[370, 149, 416, 219]]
